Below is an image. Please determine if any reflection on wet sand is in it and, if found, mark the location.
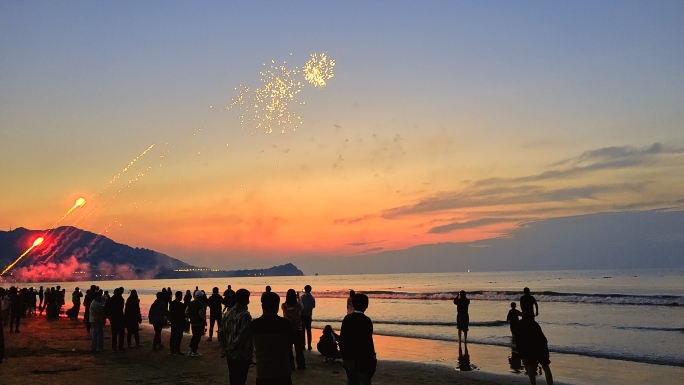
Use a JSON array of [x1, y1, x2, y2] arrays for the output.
[[457, 343, 479, 371], [508, 336, 524, 373]]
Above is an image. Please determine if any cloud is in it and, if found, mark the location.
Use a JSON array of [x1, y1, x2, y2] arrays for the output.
[[428, 218, 518, 234], [383, 182, 648, 218], [333, 214, 376, 224], [348, 239, 386, 247], [356, 247, 383, 254], [380, 142, 684, 223], [475, 142, 683, 187], [553, 142, 675, 166]]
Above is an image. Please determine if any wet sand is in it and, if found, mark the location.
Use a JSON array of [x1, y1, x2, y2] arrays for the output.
[[2, 315, 535, 385]]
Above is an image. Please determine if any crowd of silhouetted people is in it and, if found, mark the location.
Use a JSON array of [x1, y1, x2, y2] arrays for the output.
[[0, 282, 378, 385], [2, 281, 554, 385]]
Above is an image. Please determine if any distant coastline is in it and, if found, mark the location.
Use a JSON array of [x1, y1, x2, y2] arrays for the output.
[[0, 226, 303, 282]]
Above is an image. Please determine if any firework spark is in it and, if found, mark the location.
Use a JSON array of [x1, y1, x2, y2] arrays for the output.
[[227, 63, 304, 134], [303, 52, 335, 88], [1, 237, 44, 275], [226, 52, 335, 134]]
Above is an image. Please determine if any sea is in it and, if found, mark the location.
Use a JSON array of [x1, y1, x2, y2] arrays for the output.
[[19, 268, 684, 382]]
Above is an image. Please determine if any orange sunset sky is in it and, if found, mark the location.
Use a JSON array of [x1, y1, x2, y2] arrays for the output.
[[1, 2, 683, 269]]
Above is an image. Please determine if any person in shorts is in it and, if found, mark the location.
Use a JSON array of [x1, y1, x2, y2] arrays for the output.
[[453, 290, 470, 346]]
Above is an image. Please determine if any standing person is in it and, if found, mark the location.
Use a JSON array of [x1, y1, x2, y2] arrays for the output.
[[507, 302, 522, 341], [45, 288, 54, 320], [83, 285, 97, 333], [185, 290, 207, 356], [101, 290, 110, 307], [104, 288, 126, 352], [29, 288, 37, 316], [300, 285, 316, 351], [207, 287, 223, 342], [1, 290, 9, 325], [89, 291, 105, 352], [21, 288, 29, 317], [520, 287, 539, 318], [252, 292, 293, 385], [340, 294, 377, 385], [8, 287, 21, 333], [183, 290, 192, 306], [281, 289, 305, 370], [125, 290, 142, 349], [70, 287, 83, 320], [223, 285, 236, 311], [454, 290, 470, 346], [220, 289, 253, 385], [165, 287, 173, 309], [169, 291, 187, 356], [260, 286, 272, 302], [347, 290, 356, 315], [38, 286, 44, 314], [57, 287, 65, 317], [149, 292, 169, 350], [516, 314, 553, 385]]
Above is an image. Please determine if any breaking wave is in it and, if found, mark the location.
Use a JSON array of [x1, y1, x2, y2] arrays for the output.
[[311, 290, 684, 306]]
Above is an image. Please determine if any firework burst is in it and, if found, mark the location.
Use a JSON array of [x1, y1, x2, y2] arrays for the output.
[[226, 52, 335, 134], [303, 52, 335, 88]]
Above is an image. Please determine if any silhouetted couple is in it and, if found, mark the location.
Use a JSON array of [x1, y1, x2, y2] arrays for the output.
[[513, 287, 553, 385]]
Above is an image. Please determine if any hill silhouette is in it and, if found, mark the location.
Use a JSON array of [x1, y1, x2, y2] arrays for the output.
[[0, 226, 303, 282]]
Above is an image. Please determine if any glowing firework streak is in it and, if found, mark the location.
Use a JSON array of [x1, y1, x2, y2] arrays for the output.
[[99, 144, 155, 194], [53, 197, 87, 226], [303, 52, 335, 88], [1, 237, 44, 276]]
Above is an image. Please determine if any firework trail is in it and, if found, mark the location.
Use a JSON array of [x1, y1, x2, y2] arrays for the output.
[[99, 144, 155, 195], [1, 237, 44, 276], [73, 144, 168, 228], [52, 197, 87, 227]]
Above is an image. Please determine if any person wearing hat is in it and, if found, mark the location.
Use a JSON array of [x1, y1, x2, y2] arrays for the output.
[[185, 289, 207, 356]]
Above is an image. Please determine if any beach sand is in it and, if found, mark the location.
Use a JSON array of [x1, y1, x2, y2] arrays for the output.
[[2, 315, 535, 385]]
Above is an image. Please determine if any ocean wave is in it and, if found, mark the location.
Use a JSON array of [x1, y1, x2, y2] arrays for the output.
[[613, 325, 684, 332], [325, 327, 684, 367], [311, 290, 684, 306], [314, 318, 508, 327]]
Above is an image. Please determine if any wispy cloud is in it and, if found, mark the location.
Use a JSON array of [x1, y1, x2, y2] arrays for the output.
[[474, 143, 683, 187], [429, 218, 518, 234], [382, 142, 683, 222], [356, 247, 383, 254], [334, 214, 376, 224], [348, 239, 386, 247], [383, 182, 648, 218]]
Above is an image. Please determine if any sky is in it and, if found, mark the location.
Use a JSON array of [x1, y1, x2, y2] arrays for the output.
[[1, 2, 683, 270]]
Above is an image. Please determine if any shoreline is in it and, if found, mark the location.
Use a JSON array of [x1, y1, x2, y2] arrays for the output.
[[2, 314, 535, 385], [3, 314, 683, 385]]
